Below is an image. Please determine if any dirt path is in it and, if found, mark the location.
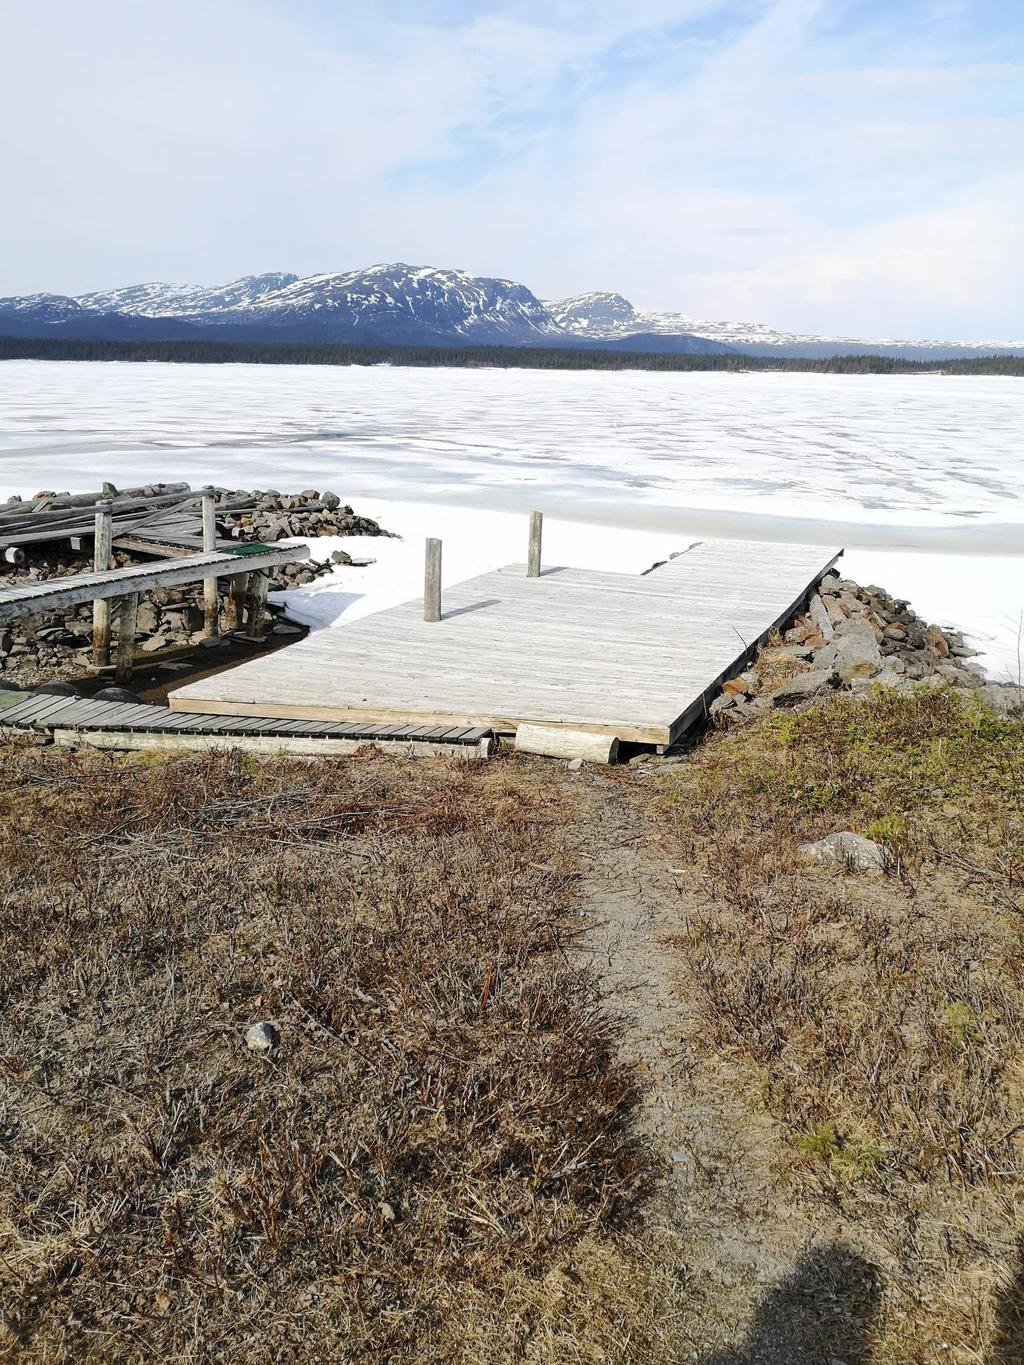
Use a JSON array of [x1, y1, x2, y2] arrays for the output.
[[570, 764, 880, 1363]]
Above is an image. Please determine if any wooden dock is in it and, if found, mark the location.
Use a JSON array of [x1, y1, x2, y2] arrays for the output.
[[170, 538, 842, 746]]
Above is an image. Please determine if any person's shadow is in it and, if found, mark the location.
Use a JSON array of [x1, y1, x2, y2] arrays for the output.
[[699, 1245, 878, 1364], [696, 1235, 1024, 1364], [989, 1234, 1024, 1364]]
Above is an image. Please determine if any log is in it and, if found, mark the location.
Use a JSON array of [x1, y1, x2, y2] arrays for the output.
[[514, 724, 620, 764]]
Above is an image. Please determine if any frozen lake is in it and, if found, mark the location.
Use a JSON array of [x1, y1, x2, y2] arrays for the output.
[[1, 360, 1021, 678]]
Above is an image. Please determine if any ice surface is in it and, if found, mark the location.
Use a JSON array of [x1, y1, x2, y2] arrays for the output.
[[0, 361, 1021, 681]]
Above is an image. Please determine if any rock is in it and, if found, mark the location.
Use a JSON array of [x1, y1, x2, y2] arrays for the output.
[[330, 549, 353, 565], [94, 686, 142, 704], [709, 693, 736, 717], [245, 1022, 280, 1054], [321, 492, 341, 510], [763, 644, 813, 664], [807, 594, 834, 641], [567, 757, 583, 771], [976, 683, 1023, 715], [722, 671, 759, 698], [272, 623, 304, 636], [925, 626, 950, 658], [798, 831, 888, 875], [136, 602, 160, 633], [140, 634, 172, 653], [832, 620, 883, 681], [770, 668, 837, 706], [33, 681, 82, 697]]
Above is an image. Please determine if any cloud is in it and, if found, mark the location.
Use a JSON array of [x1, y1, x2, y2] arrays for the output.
[[0, 0, 1021, 338]]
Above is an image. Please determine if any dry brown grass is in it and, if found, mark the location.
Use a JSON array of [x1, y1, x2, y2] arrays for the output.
[[0, 742, 660, 1363], [656, 685, 1024, 1361]]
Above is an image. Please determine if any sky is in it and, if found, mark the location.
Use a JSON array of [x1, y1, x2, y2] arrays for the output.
[[1, 0, 1022, 339]]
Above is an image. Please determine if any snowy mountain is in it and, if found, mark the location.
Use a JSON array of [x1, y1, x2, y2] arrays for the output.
[[547, 291, 1024, 358], [77, 273, 299, 318], [1, 266, 1021, 358]]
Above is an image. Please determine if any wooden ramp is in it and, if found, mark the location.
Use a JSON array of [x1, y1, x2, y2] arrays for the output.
[[170, 539, 842, 746], [0, 694, 492, 758]]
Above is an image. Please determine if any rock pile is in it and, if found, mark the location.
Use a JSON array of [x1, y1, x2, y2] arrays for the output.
[[214, 488, 388, 544], [710, 569, 1022, 725]]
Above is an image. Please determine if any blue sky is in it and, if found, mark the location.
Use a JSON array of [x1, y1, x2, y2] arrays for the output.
[[1, 0, 1022, 337]]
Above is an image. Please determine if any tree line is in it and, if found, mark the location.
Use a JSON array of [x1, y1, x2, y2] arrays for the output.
[[1, 334, 1022, 376]]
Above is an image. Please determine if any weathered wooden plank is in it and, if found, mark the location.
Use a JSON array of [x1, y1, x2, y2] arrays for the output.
[[0, 546, 309, 625]]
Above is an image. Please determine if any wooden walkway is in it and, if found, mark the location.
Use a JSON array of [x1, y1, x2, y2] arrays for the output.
[[0, 545, 308, 626], [170, 539, 842, 746], [0, 694, 492, 758]]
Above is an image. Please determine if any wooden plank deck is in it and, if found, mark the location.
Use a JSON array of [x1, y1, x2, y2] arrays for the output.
[[0, 545, 309, 625], [169, 538, 841, 746]]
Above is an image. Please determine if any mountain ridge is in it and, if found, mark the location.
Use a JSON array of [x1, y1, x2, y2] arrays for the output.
[[1, 264, 1021, 359]]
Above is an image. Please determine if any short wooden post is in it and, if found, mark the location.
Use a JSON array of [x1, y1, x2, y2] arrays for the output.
[[527, 511, 543, 578], [201, 488, 219, 638], [92, 501, 113, 666], [226, 572, 249, 632], [246, 570, 269, 637], [114, 593, 139, 685], [424, 538, 442, 622]]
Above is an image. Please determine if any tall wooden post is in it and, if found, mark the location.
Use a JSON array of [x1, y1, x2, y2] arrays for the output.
[[201, 488, 219, 638], [92, 501, 113, 666], [527, 511, 543, 578], [424, 538, 442, 622], [114, 593, 139, 685]]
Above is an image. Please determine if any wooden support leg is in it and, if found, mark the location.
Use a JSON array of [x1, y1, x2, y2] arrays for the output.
[[225, 572, 249, 632], [92, 502, 113, 667], [201, 488, 219, 637], [114, 593, 139, 685], [246, 570, 269, 637]]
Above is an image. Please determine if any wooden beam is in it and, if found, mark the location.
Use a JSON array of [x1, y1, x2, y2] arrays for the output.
[[424, 538, 442, 622], [201, 489, 219, 637], [92, 502, 113, 666], [226, 571, 249, 632], [246, 570, 269, 637], [527, 511, 543, 578], [0, 546, 309, 626], [114, 593, 139, 685]]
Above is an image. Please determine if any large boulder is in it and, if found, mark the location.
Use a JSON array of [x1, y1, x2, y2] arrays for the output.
[[831, 619, 883, 682], [976, 683, 1023, 715], [769, 668, 837, 706], [798, 831, 888, 875]]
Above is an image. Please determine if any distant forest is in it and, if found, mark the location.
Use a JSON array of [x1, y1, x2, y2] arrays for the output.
[[2, 334, 1022, 376]]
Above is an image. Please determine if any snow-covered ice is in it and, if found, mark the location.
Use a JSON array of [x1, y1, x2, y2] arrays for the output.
[[0, 361, 1021, 680]]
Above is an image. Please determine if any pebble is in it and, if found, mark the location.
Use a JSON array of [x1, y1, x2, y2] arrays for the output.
[[245, 1022, 280, 1054]]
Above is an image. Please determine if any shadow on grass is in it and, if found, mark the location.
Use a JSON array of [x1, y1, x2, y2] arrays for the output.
[[990, 1235, 1024, 1365], [700, 1246, 879, 1365]]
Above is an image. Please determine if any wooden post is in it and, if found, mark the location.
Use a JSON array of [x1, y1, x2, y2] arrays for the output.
[[424, 538, 442, 622], [92, 501, 113, 666], [246, 570, 269, 637], [226, 572, 249, 632], [201, 488, 219, 638], [114, 593, 139, 685], [527, 511, 543, 578]]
